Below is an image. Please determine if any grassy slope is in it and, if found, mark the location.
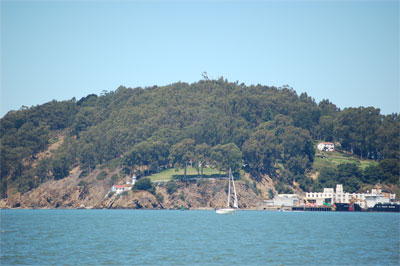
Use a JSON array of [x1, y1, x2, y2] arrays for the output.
[[150, 151, 377, 183], [148, 167, 227, 182], [313, 150, 378, 172]]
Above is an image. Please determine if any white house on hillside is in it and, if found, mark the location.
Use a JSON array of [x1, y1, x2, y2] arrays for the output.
[[111, 175, 137, 194], [317, 142, 335, 152], [111, 184, 132, 194]]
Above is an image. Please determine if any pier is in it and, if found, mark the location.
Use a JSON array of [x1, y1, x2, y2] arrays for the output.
[[292, 206, 332, 211]]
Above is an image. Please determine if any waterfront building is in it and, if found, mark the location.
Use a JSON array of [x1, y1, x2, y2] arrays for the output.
[[264, 194, 300, 207], [305, 184, 396, 208], [364, 188, 392, 208]]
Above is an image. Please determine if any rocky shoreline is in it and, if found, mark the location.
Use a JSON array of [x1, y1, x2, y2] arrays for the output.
[[0, 168, 273, 210]]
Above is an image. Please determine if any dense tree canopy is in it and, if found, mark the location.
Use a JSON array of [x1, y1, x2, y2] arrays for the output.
[[243, 115, 314, 181], [0, 79, 398, 198]]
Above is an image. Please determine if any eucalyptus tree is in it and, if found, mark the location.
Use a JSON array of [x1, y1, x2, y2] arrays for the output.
[[194, 143, 211, 177], [211, 143, 242, 173], [169, 139, 195, 179]]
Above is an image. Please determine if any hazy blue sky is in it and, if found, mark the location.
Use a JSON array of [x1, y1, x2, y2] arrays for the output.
[[1, 0, 399, 117]]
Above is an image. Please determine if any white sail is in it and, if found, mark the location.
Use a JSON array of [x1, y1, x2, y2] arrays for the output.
[[216, 168, 238, 214], [231, 169, 238, 209]]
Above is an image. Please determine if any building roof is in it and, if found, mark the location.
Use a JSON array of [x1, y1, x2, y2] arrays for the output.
[[319, 142, 334, 145], [113, 184, 132, 189], [277, 194, 299, 198]]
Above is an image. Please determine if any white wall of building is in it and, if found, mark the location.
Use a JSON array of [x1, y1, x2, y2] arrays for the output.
[[111, 175, 136, 194], [272, 194, 300, 207], [317, 142, 335, 151], [111, 185, 132, 194], [305, 184, 395, 208]]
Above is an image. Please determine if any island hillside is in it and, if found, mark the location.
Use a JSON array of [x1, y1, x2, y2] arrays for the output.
[[1, 79, 398, 209]]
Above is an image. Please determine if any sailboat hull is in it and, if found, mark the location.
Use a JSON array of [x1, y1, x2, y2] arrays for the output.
[[216, 208, 236, 214]]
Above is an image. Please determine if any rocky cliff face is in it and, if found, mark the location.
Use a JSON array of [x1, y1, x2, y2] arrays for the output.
[[0, 168, 273, 210], [0, 167, 108, 209]]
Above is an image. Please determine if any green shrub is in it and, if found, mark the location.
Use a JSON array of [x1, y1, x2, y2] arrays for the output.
[[275, 182, 285, 194], [268, 188, 274, 199], [133, 177, 155, 194], [78, 181, 88, 187], [283, 186, 293, 194], [156, 193, 164, 203], [212, 185, 220, 196], [166, 180, 178, 194], [79, 169, 89, 178], [110, 174, 119, 185], [107, 158, 121, 171], [250, 181, 261, 195], [96, 171, 108, 181], [179, 193, 184, 201], [196, 179, 206, 187]]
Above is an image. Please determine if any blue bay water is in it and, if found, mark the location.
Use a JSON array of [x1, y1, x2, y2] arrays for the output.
[[1, 210, 399, 265]]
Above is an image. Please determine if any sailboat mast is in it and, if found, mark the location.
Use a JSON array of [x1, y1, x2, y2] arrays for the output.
[[228, 170, 231, 208], [227, 169, 231, 208], [230, 168, 238, 208]]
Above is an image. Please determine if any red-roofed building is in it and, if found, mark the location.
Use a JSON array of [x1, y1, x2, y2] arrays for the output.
[[111, 184, 132, 194]]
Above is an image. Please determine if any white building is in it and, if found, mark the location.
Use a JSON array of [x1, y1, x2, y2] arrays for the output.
[[126, 175, 137, 185], [305, 184, 396, 209], [306, 187, 336, 206], [265, 194, 300, 207], [111, 175, 137, 194], [111, 184, 132, 194], [364, 188, 391, 208], [317, 142, 335, 152]]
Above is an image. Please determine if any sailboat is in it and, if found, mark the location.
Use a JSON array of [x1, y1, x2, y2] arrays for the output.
[[216, 168, 238, 214]]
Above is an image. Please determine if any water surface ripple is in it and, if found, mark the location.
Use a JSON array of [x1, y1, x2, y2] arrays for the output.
[[1, 210, 399, 265]]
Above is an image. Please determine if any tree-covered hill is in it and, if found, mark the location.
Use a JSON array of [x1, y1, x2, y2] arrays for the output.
[[1, 78, 399, 198]]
